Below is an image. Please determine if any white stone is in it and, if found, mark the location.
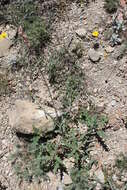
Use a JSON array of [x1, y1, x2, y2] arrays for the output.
[[88, 48, 100, 62], [76, 28, 87, 38], [95, 169, 105, 184], [0, 38, 12, 57], [95, 183, 102, 190], [63, 173, 72, 185], [111, 100, 117, 107], [105, 46, 114, 53], [8, 100, 60, 135]]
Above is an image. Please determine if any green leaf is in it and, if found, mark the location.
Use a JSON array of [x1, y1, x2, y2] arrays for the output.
[[97, 130, 106, 139]]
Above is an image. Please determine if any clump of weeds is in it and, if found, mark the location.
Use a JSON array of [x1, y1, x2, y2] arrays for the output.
[[2, 1, 50, 54], [104, 0, 119, 13], [0, 72, 12, 96], [10, 41, 109, 188], [10, 104, 108, 188], [47, 47, 85, 107]]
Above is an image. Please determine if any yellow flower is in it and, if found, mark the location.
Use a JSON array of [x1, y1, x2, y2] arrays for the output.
[[92, 30, 99, 37], [0, 32, 7, 40]]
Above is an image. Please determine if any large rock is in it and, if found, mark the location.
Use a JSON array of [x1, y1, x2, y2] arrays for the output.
[[0, 38, 12, 57], [8, 100, 60, 135]]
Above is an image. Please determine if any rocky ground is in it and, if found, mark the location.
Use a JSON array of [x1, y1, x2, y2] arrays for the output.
[[0, 0, 127, 189]]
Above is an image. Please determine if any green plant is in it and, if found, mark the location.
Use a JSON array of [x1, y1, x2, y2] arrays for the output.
[[4, 1, 37, 26], [79, 109, 108, 144], [48, 48, 81, 83], [66, 166, 96, 190], [63, 74, 81, 107], [0, 73, 11, 96], [48, 48, 84, 107], [103, 177, 118, 190], [4, 0, 50, 53], [117, 41, 127, 59], [24, 18, 50, 53], [100, 154, 127, 190], [72, 42, 83, 58], [48, 49, 63, 84], [104, 0, 119, 13], [116, 153, 127, 173], [75, 0, 90, 6], [10, 42, 108, 181], [10, 109, 108, 183]]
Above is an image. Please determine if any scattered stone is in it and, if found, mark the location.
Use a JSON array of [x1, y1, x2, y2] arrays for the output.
[[47, 172, 60, 190], [71, 42, 83, 58], [121, 176, 127, 182], [93, 88, 98, 93], [113, 43, 127, 59], [95, 183, 102, 190], [88, 48, 100, 62], [78, 122, 88, 134], [98, 28, 103, 34], [108, 110, 124, 131], [0, 67, 8, 77], [57, 183, 64, 190], [63, 157, 74, 172], [105, 46, 114, 53], [76, 28, 87, 38], [0, 38, 12, 58], [104, 28, 113, 40], [28, 182, 42, 190], [70, 39, 81, 51], [111, 100, 117, 107], [96, 102, 105, 113], [8, 100, 60, 135], [94, 169, 105, 184], [5, 25, 17, 39], [112, 174, 118, 182], [63, 173, 72, 185], [0, 54, 17, 71]]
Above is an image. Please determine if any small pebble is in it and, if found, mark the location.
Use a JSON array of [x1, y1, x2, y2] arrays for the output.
[[105, 46, 114, 53], [76, 28, 87, 38], [111, 100, 117, 107], [88, 48, 101, 62]]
